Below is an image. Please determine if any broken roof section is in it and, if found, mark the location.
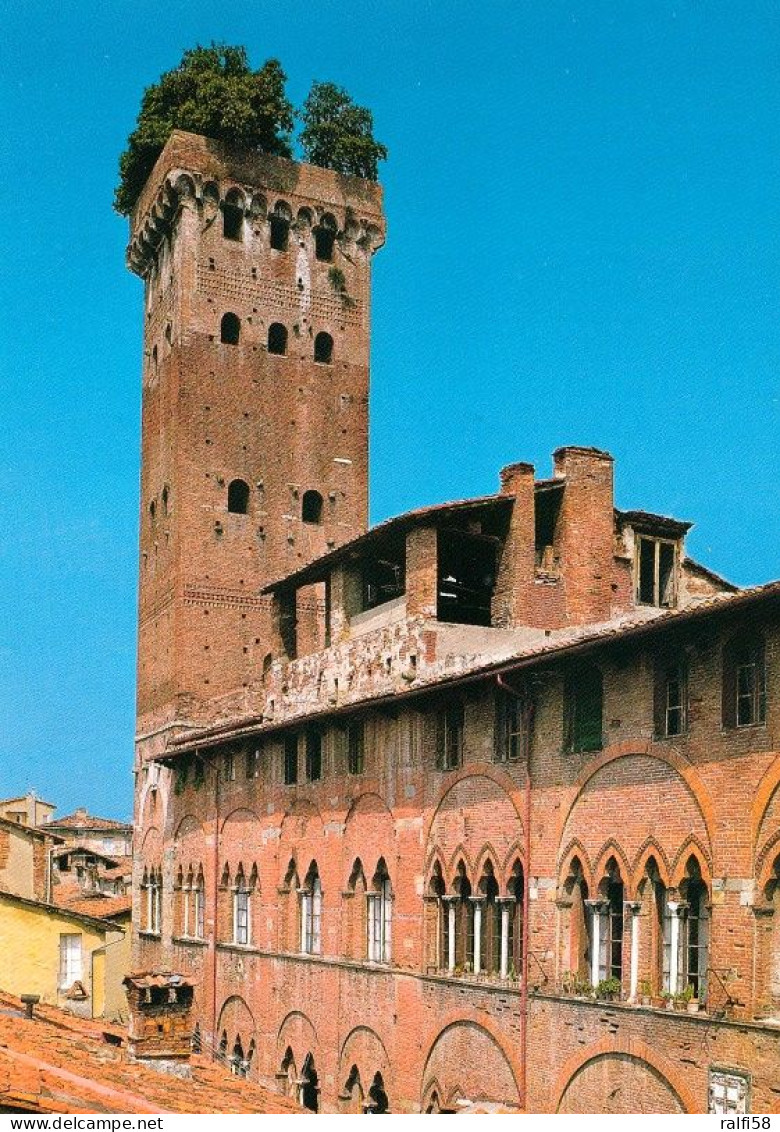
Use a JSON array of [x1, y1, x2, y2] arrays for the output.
[[262, 493, 512, 595]]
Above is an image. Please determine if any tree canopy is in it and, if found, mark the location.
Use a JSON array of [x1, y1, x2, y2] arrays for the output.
[[115, 48, 387, 216], [300, 82, 387, 181], [114, 46, 293, 215]]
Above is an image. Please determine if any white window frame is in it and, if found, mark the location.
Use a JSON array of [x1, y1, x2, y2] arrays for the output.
[[233, 887, 250, 946], [709, 1069, 749, 1115], [367, 878, 392, 964], [300, 875, 322, 955], [59, 933, 82, 990]]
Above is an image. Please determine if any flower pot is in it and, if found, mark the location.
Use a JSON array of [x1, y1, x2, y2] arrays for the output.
[[665, 999, 675, 1011], [687, 1000, 700, 1014], [641, 995, 652, 1007]]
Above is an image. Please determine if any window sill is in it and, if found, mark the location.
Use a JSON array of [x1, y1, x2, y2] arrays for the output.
[[216, 941, 259, 954], [138, 930, 161, 940], [172, 935, 208, 947]]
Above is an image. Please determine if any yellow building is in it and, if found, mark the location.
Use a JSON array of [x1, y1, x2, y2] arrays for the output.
[[0, 816, 130, 1022]]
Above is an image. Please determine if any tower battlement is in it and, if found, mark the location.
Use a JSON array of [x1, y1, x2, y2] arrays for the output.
[[127, 130, 385, 278]]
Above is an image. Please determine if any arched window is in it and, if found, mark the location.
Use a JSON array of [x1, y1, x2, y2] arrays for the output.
[[270, 204, 291, 252], [233, 864, 251, 946], [300, 1053, 319, 1112], [561, 857, 590, 984], [220, 312, 241, 345], [761, 856, 780, 1020], [343, 1065, 363, 1113], [281, 1047, 297, 1098], [477, 862, 500, 976], [143, 867, 162, 934], [507, 859, 524, 979], [590, 858, 624, 989], [314, 216, 337, 262], [677, 858, 709, 1000], [268, 323, 288, 356], [231, 1036, 246, 1076], [367, 1072, 389, 1114], [368, 859, 392, 964], [301, 490, 323, 525], [428, 862, 447, 972], [314, 332, 334, 364], [193, 868, 205, 939], [301, 862, 322, 954], [453, 861, 473, 972], [223, 190, 244, 241], [227, 479, 250, 515]]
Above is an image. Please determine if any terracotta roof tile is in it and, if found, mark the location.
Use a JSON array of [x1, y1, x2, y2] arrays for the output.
[[0, 990, 304, 1114], [47, 813, 131, 832]]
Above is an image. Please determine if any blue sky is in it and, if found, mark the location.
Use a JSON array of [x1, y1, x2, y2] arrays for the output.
[[0, 1, 778, 819]]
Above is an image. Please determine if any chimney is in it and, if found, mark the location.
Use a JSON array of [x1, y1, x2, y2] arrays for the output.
[[124, 972, 195, 1070], [20, 994, 40, 1020], [492, 463, 536, 628], [553, 447, 615, 624]]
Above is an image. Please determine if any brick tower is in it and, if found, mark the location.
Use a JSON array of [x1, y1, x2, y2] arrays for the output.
[[128, 131, 385, 763]]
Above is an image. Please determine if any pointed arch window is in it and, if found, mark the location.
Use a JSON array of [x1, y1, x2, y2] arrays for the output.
[[301, 862, 322, 954], [367, 859, 392, 964], [232, 865, 252, 946]]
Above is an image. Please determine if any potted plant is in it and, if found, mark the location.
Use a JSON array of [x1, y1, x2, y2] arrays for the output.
[[683, 985, 700, 1013], [639, 979, 652, 1007], [596, 976, 622, 1002], [661, 991, 675, 1011]]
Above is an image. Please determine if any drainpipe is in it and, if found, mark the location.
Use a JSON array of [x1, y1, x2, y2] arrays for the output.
[[210, 750, 220, 1057], [496, 673, 532, 1112]]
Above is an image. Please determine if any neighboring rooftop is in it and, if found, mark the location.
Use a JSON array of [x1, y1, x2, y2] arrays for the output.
[[47, 810, 131, 833], [0, 990, 303, 1115]]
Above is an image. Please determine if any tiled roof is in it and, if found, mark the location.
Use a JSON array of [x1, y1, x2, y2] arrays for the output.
[[60, 893, 132, 920], [0, 889, 125, 933], [0, 990, 304, 1114], [47, 813, 131, 832]]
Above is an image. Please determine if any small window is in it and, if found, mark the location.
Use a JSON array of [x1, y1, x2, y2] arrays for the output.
[[233, 885, 250, 946], [314, 227, 335, 262], [314, 332, 334, 364], [268, 323, 288, 355], [347, 721, 365, 775], [270, 214, 289, 251], [654, 656, 688, 738], [227, 479, 250, 515], [494, 688, 529, 762], [302, 490, 323, 525], [723, 632, 766, 728], [59, 934, 82, 990], [305, 730, 322, 782], [246, 746, 261, 779], [565, 665, 603, 753], [709, 1069, 750, 1115], [284, 735, 298, 785], [223, 203, 243, 241], [300, 866, 323, 955], [220, 312, 241, 345], [435, 703, 464, 770], [636, 536, 677, 607]]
